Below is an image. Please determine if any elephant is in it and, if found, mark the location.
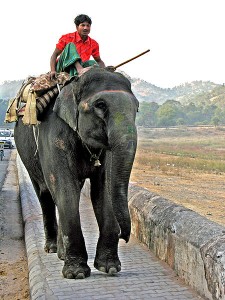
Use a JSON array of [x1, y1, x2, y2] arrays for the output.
[[14, 67, 139, 279]]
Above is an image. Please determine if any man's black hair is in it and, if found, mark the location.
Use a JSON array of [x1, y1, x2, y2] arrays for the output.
[[74, 14, 92, 26]]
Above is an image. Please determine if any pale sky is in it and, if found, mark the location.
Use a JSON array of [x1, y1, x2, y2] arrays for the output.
[[1, 0, 225, 88]]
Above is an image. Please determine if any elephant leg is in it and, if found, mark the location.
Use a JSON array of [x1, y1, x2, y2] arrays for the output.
[[56, 214, 88, 263], [57, 218, 64, 260], [90, 176, 121, 275], [32, 181, 58, 253], [56, 176, 85, 259], [56, 190, 90, 279]]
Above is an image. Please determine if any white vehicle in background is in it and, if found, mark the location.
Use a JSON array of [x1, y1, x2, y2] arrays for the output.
[[0, 129, 14, 149], [8, 129, 15, 147]]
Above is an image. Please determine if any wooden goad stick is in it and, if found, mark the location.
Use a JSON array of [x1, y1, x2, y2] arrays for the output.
[[114, 49, 150, 69]]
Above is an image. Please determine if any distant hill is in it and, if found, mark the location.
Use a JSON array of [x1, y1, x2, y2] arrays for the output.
[[0, 80, 23, 99], [128, 76, 221, 105], [184, 84, 225, 108]]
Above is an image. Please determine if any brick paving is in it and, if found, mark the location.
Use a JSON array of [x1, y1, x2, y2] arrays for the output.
[[17, 157, 204, 300]]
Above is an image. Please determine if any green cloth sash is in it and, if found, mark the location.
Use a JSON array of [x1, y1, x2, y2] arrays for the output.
[[56, 42, 98, 77]]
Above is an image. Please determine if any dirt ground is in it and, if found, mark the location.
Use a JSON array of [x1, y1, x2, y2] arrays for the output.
[[131, 165, 225, 226], [0, 150, 30, 300], [130, 127, 225, 227], [0, 241, 29, 300]]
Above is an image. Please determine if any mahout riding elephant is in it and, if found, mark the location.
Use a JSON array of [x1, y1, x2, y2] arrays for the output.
[[14, 67, 139, 279]]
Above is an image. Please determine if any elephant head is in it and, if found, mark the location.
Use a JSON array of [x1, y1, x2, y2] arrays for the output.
[[53, 67, 139, 242]]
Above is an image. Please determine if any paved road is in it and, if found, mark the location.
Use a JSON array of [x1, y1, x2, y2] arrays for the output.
[[0, 148, 11, 190], [17, 156, 205, 300]]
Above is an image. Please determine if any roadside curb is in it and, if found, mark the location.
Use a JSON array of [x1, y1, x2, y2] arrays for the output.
[[17, 156, 54, 299]]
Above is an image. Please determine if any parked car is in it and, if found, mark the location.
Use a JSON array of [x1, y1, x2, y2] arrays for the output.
[[0, 129, 14, 149]]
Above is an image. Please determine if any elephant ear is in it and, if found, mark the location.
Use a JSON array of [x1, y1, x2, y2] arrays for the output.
[[53, 83, 78, 131]]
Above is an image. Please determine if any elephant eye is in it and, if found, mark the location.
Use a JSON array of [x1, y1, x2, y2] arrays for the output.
[[94, 100, 107, 111], [94, 100, 108, 119]]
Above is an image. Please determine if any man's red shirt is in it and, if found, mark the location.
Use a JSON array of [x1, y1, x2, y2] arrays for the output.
[[56, 31, 100, 62]]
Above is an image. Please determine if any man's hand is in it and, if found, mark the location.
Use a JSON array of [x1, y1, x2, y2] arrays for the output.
[[105, 66, 116, 72], [50, 71, 57, 80]]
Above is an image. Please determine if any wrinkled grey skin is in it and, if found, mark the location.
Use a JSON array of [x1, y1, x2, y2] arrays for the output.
[[14, 68, 139, 279]]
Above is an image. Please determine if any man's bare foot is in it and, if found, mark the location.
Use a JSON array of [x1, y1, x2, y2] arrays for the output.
[[77, 66, 92, 77]]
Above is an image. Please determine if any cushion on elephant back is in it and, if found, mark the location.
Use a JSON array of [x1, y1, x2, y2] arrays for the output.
[[30, 72, 70, 96]]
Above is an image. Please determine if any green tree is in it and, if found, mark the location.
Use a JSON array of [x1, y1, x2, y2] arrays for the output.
[[211, 116, 220, 126], [212, 106, 225, 125], [136, 101, 159, 127], [0, 99, 13, 127], [176, 118, 185, 126], [156, 100, 185, 127]]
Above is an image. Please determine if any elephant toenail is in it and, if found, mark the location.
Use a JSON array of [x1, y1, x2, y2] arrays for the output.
[[66, 272, 74, 279], [99, 266, 106, 273], [76, 273, 85, 279], [108, 267, 117, 275]]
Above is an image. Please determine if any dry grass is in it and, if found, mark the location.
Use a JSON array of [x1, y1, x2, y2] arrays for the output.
[[130, 126, 225, 226]]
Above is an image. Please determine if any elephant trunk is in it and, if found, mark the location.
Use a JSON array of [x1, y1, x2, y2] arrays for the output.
[[106, 116, 137, 242]]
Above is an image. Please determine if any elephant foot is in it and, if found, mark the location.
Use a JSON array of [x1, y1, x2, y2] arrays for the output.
[[94, 235, 121, 275], [57, 240, 65, 260], [57, 248, 65, 260], [94, 256, 121, 275], [62, 261, 91, 279], [44, 240, 57, 253]]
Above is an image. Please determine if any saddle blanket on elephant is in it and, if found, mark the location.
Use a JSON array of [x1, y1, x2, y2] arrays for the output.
[[5, 72, 70, 125]]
